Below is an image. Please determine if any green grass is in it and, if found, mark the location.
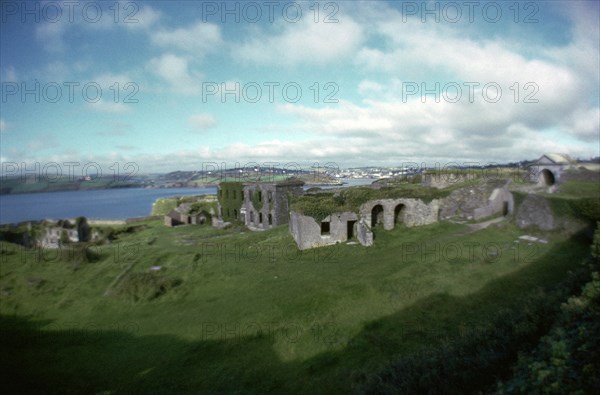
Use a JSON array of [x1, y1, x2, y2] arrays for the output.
[[557, 179, 600, 198], [0, 218, 593, 394], [1, 176, 138, 194], [292, 184, 452, 221]]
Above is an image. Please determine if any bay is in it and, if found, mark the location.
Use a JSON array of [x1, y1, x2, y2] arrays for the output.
[[0, 179, 378, 224]]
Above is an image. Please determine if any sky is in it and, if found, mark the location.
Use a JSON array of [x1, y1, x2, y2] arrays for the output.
[[0, 0, 599, 174]]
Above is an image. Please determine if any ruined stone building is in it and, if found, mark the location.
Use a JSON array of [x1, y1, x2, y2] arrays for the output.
[[530, 153, 574, 186], [164, 203, 212, 227], [439, 179, 514, 221], [217, 172, 517, 250], [217, 182, 244, 223], [163, 197, 218, 227], [41, 226, 79, 248], [290, 198, 440, 250], [217, 179, 305, 230], [289, 176, 515, 250]]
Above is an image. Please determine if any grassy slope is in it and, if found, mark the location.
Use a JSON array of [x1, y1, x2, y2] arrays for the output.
[[0, 218, 591, 394]]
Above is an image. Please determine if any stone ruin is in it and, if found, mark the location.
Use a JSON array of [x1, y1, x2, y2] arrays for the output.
[[289, 197, 441, 250], [288, 177, 517, 250], [439, 179, 514, 221]]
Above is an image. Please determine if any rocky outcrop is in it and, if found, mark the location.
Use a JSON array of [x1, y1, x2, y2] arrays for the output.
[[515, 194, 555, 230], [440, 180, 511, 220]]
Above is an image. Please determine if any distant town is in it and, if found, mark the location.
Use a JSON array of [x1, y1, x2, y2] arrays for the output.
[[1, 158, 599, 195]]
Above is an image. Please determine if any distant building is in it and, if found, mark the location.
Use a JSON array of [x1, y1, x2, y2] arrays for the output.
[[164, 202, 213, 227], [40, 222, 79, 248]]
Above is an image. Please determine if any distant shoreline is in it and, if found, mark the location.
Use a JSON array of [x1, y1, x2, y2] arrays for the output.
[[0, 184, 213, 197], [0, 180, 344, 196]]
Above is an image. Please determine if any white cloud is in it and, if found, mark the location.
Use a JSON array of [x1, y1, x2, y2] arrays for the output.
[[358, 80, 384, 96], [561, 108, 600, 142], [0, 118, 7, 133], [234, 16, 364, 66], [338, 1, 599, 161], [124, 4, 162, 30], [148, 53, 202, 95], [188, 113, 217, 130], [151, 22, 222, 56]]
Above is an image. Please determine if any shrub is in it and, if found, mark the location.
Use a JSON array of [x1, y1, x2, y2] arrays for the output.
[[493, 271, 600, 394]]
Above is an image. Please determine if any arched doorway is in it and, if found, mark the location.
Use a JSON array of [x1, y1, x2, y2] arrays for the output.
[[502, 201, 509, 216], [371, 204, 384, 228], [394, 204, 405, 227], [538, 169, 555, 186]]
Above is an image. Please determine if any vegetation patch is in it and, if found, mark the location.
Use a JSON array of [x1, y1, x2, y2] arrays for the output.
[[152, 195, 216, 216], [291, 185, 450, 221], [217, 182, 244, 221], [356, 244, 598, 395], [114, 271, 182, 302], [251, 190, 264, 211], [0, 214, 596, 394], [547, 196, 600, 223], [151, 198, 179, 216], [189, 201, 217, 217]]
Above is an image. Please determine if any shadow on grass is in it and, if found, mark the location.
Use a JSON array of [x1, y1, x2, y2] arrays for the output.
[[0, 233, 592, 395]]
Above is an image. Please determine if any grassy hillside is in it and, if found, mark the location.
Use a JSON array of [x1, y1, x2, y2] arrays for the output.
[[0, 217, 595, 394], [0, 176, 141, 195]]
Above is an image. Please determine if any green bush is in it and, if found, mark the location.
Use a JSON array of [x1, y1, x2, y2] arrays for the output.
[[493, 271, 600, 394], [593, 222, 600, 262]]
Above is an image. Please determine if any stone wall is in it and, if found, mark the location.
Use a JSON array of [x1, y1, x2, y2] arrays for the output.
[[515, 193, 590, 234], [359, 198, 440, 230], [243, 181, 304, 230], [289, 211, 359, 250], [472, 181, 514, 220], [421, 172, 476, 189], [439, 180, 510, 220]]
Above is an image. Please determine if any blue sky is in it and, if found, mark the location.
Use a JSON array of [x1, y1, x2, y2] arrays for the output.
[[1, 0, 598, 173]]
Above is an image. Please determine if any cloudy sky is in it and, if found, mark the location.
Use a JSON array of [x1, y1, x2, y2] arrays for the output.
[[1, 0, 598, 173]]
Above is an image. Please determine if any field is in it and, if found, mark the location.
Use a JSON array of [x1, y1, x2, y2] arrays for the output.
[[0, 214, 595, 394]]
